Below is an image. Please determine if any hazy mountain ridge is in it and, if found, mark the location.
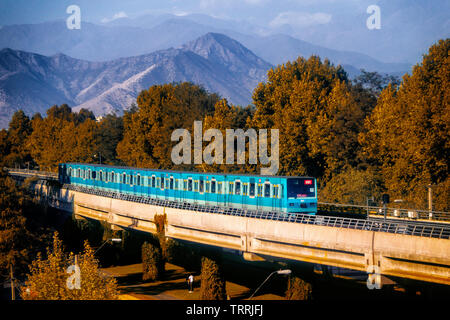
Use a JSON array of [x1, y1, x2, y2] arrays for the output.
[[0, 17, 412, 75], [0, 33, 273, 128]]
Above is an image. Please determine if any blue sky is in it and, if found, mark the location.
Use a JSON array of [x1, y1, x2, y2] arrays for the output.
[[0, 0, 406, 25], [0, 0, 448, 64]]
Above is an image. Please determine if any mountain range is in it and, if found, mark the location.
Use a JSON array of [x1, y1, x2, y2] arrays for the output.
[[0, 13, 420, 129], [0, 17, 411, 76], [0, 33, 271, 128]]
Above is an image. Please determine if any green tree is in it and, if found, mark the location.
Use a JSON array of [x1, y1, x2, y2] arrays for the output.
[[21, 232, 119, 300], [200, 256, 226, 300]]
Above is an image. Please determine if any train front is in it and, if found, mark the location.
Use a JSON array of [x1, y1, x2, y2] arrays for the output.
[[285, 177, 317, 214]]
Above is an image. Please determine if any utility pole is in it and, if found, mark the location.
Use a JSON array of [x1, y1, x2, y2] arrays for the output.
[[10, 264, 15, 301], [427, 184, 433, 219]]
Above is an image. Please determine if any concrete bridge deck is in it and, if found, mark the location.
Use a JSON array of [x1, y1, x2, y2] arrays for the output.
[[44, 183, 450, 288], [6, 169, 450, 288]]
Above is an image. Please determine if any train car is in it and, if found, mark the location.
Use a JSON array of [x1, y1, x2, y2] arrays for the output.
[[58, 163, 317, 214]]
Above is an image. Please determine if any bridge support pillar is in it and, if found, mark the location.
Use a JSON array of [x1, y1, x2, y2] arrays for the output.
[[74, 214, 87, 221], [111, 224, 125, 231], [243, 252, 266, 262]]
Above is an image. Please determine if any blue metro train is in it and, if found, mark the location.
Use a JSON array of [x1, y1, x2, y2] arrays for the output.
[[58, 163, 317, 214]]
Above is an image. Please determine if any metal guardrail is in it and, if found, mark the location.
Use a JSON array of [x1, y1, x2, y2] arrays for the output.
[[4, 168, 58, 180], [318, 202, 450, 222], [63, 184, 450, 240]]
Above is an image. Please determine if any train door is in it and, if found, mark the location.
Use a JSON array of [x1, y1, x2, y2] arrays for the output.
[[249, 179, 256, 211], [210, 178, 219, 206], [256, 182, 262, 211], [199, 177, 205, 205], [227, 181, 234, 209], [241, 182, 248, 209], [272, 183, 281, 211], [193, 179, 199, 204]]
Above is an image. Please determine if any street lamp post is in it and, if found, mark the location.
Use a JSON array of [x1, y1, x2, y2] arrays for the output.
[[94, 238, 122, 255], [249, 269, 291, 299]]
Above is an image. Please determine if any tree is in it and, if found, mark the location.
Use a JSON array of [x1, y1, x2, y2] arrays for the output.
[[251, 55, 365, 178], [318, 167, 384, 205], [96, 114, 124, 165], [28, 106, 104, 171], [200, 256, 226, 300], [21, 232, 119, 300], [199, 98, 255, 174], [117, 82, 219, 169], [1, 111, 33, 168], [285, 276, 313, 300], [141, 241, 163, 281], [0, 170, 32, 278], [359, 39, 449, 210]]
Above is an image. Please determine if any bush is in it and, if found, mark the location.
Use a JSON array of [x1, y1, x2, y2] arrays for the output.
[[285, 276, 313, 300], [200, 257, 226, 300], [142, 241, 163, 281]]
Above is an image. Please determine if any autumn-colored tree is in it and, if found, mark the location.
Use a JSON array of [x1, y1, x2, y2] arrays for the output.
[[0, 170, 32, 278], [21, 232, 119, 300], [200, 256, 226, 300], [318, 167, 384, 205], [285, 276, 313, 300], [251, 55, 365, 179], [141, 241, 163, 281], [198, 98, 255, 174], [96, 113, 124, 165], [359, 39, 449, 210], [28, 105, 106, 171], [117, 82, 219, 169], [0, 111, 34, 168]]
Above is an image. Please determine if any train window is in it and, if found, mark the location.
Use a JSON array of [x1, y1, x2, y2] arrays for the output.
[[122, 173, 126, 184], [92, 171, 96, 180], [152, 176, 156, 188], [188, 179, 193, 191], [160, 175, 164, 189], [264, 183, 270, 197], [235, 181, 241, 195], [194, 181, 198, 192], [199, 180, 204, 193], [170, 177, 174, 190], [183, 180, 187, 190], [100, 171, 104, 181], [175, 179, 179, 190], [249, 182, 255, 196], [211, 181, 216, 193], [77, 169, 80, 178], [137, 175, 141, 186], [206, 181, 210, 193]]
